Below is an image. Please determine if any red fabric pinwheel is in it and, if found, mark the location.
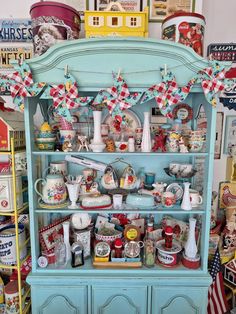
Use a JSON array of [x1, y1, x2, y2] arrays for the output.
[[50, 82, 79, 110]]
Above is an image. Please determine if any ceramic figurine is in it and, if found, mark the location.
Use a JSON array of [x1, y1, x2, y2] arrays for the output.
[[78, 135, 89, 152], [152, 129, 166, 152], [179, 136, 188, 153], [62, 140, 73, 152]]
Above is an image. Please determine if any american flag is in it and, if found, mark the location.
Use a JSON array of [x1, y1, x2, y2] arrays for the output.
[[207, 248, 229, 314]]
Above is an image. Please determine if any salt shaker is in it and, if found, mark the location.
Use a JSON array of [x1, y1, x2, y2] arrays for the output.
[[128, 136, 135, 152]]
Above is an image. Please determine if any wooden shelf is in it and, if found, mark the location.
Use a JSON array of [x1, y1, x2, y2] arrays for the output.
[[32, 150, 209, 157]]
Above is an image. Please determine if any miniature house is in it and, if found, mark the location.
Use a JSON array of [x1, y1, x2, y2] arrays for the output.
[[85, 2, 148, 38], [224, 258, 236, 286], [0, 107, 25, 151]]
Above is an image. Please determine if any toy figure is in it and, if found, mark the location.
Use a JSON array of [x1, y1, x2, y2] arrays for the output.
[[78, 135, 89, 152], [152, 130, 166, 152], [62, 141, 73, 152], [179, 136, 188, 153]]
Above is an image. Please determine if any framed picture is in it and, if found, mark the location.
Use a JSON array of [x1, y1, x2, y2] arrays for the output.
[[149, 0, 196, 22], [223, 115, 236, 155], [94, 0, 143, 11], [215, 112, 224, 159], [150, 107, 168, 124], [196, 105, 224, 159], [218, 181, 236, 209]]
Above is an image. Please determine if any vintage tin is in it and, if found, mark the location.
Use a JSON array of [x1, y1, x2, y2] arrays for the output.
[[0, 172, 23, 212], [73, 228, 91, 258], [30, 1, 80, 56], [0, 224, 27, 265], [156, 239, 182, 267], [162, 12, 205, 56], [4, 280, 25, 314]]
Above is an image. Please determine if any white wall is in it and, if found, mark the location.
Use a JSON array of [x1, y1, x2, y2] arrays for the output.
[[0, 0, 235, 190]]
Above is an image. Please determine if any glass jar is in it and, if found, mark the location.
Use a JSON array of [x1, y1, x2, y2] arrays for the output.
[[54, 236, 67, 268], [144, 239, 155, 268]]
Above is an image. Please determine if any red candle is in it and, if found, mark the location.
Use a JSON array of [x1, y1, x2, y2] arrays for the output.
[[165, 226, 173, 249]]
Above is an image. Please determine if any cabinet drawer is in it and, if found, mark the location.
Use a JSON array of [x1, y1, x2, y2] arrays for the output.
[[31, 285, 87, 314], [152, 286, 208, 314], [92, 286, 148, 314]]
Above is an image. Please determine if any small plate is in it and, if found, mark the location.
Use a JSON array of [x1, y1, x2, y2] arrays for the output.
[[38, 200, 69, 209], [172, 103, 193, 124], [166, 183, 183, 201]]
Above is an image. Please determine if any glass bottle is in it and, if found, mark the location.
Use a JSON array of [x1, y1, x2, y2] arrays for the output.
[[54, 236, 67, 268], [144, 239, 155, 267]]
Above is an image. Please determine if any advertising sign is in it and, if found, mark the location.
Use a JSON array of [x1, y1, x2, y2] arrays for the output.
[[0, 47, 33, 69], [0, 19, 32, 42]]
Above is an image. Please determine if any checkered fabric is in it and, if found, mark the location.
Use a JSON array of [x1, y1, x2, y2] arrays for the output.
[[154, 80, 179, 108], [93, 73, 142, 114], [9, 71, 32, 98], [50, 82, 79, 109]]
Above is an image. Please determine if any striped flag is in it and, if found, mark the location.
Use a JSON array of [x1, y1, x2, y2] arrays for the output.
[[207, 248, 229, 314]]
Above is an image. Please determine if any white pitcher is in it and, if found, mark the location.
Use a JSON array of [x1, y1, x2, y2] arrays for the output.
[[34, 174, 67, 205]]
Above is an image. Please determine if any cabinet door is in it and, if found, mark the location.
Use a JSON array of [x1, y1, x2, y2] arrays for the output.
[[31, 286, 87, 314], [152, 286, 208, 314], [92, 286, 148, 314]]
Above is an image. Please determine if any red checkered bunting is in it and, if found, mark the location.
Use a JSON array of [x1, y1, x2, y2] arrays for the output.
[[201, 67, 226, 96], [153, 80, 179, 108], [9, 71, 32, 98], [50, 83, 79, 109]]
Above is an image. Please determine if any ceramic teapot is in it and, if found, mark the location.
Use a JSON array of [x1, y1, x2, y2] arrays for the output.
[[34, 174, 67, 205]]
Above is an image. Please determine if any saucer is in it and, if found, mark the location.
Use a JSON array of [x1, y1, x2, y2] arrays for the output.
[[38, 200, 69, 209]]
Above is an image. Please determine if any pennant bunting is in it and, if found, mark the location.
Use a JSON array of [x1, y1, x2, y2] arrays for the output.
[[7, 62, 45, 111], [42, 73, 93, 122], [93, 72, 143, 117], [196, 61, 227, 107], [141, 68, 195, 118]]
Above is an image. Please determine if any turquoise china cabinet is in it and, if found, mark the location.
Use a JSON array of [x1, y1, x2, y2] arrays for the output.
[[24, 38, 217, 314]]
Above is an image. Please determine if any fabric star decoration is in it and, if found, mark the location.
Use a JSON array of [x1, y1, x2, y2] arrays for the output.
[[7, 62, 45, 111], [41, 73, 93, 122], [196, 60, 227, 106], [93, 72, 143, 118], [141, 68, 195, 117]]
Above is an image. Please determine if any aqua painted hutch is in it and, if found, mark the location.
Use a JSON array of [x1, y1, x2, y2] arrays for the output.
[[24, 38, 217, 314]]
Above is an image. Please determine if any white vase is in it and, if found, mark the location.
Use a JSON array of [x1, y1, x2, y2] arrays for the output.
[[184, 218, 198, 259], [92, 111, 103, 144], [181, 182, 192, 211], [90, 111, 106, 152], [141, 112, 152, 152], [62, 221, 71, 263]]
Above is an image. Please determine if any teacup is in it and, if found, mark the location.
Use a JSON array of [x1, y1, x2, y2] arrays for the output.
[[82, 168, 97, 184], [161, 191, 176, 207], [50, 161, 68, 176], [60, 130, 76, 143], [189, 189, 203, 207], [179, 164, 193, 176]]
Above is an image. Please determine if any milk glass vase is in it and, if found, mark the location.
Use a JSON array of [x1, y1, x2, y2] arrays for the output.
[[141, 112, 152, 152], [66, 182, 80, 209], [184, 218, 198, 259], [90, 111, 106, 152], [181, 182, 192, 211], [62, 221, 71, 263]]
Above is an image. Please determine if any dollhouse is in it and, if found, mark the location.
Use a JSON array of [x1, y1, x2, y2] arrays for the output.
[[0, 108, 25, 151], [84, 2, 148, 38]]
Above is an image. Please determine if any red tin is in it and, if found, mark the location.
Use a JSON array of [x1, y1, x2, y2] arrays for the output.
[[30, 1, 80, 56], [162, 12, 206, 56]]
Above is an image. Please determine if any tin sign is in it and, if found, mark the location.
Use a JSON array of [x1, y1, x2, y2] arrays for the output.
[[0, 46, 33, 69], [0, 19, 32, 42], [207, 43, 236, 62]]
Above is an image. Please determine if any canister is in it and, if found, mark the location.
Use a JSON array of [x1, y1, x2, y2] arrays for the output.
[[162, 12, 206, 56], [0, 173, 23, 212], [73, 228, 91, 258], [0, 224, 27, 265], [30, 1, 81, 56], [4, 280, 25, 314]]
